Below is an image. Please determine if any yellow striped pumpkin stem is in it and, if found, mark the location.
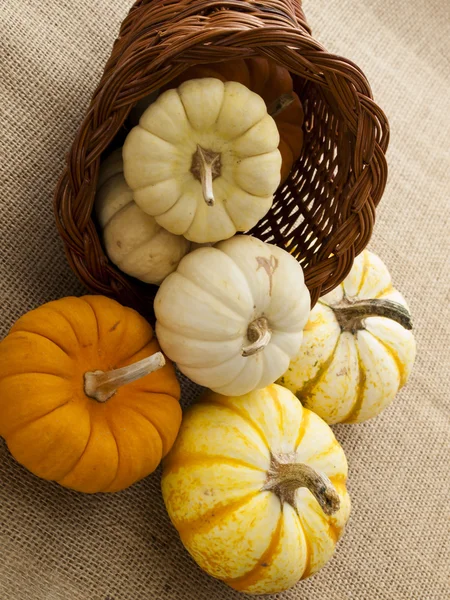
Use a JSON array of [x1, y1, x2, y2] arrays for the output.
[[263, 457, 341, 516], [333, 299, 413, 333]]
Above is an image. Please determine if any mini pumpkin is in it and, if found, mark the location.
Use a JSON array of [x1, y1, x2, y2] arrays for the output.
[[96, 149, 191, 284], [167, 56, 304, 182], [155, 235, 310, 396], [162, 384, 350, 595], [278, 250, 416, 423], [0, 295, 181, 493], [123, 78, 282, 243]]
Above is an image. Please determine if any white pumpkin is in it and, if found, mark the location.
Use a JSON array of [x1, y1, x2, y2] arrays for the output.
[[96, 149, 190, 285], [278, 250, 416, 423], [123, 78, 282, 243], [154, 235, 311, 396]]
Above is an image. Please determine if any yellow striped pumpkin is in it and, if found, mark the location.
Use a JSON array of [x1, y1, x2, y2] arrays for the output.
[[162, 384, 350, 595], [278, 250, 416, 424]]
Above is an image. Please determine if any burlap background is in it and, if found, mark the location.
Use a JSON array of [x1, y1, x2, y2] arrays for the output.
[[1, 1, 449, 598]]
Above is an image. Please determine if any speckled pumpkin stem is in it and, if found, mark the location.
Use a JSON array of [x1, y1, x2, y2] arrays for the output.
[[268, 93, 295, 118], [242, 316, 272, 357], [191, 145, 221, 207], [263, 458, 340, 516], [84, 352, 165, 403], [334, 299, 413, 332]]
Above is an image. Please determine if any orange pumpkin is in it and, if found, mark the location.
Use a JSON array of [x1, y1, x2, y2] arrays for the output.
[[168, 57, 304, 182], [0, 295, 181, 493]]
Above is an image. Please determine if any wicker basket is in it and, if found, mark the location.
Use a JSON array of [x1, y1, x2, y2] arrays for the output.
[[54, 0, 389, 320]]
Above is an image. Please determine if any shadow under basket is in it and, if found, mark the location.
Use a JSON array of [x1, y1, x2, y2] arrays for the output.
[[54, 0, 389, 321]]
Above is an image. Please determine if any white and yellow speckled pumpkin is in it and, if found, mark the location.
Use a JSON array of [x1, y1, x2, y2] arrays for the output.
[[278, 250, 416, 424], [162, 384, 350, 595], [123, 78, 281, 243], [96, 150, 191, 285]]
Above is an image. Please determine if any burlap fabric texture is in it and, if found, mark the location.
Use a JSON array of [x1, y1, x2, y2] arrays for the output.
[[1, 1, 449, 599]]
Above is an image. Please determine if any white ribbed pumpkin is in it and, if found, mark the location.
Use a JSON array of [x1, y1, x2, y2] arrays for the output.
[[162, 384, 350, 595], [123, 78, 282, 243], [278, 250, 416, 423], [155, 235, 310, 396], [96, 150, 190, 285]]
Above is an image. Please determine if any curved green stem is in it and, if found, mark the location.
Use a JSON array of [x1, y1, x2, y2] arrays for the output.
[[333, 299, 413, 332]]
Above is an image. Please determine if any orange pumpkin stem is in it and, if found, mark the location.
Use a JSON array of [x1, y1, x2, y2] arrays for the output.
[[84, 352, 165, 403], [264, 458, 340, 516], [268, 92, 295, 118], [191, 145, 221, 207]]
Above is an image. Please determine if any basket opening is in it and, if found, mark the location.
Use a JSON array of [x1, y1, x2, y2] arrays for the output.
[[54, 1, 388, 319]]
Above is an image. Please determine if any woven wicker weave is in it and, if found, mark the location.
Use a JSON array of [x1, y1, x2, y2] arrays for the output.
[[54, 0, 389, 319]]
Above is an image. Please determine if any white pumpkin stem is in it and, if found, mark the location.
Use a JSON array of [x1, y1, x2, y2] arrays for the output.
[[191, 145, 221, 207], [264, 459, 341, 516], [334, 299, 413, 332], [242, 316, 272, 357], [84, 352, 165, 403], [268, 93, 295, 118]]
